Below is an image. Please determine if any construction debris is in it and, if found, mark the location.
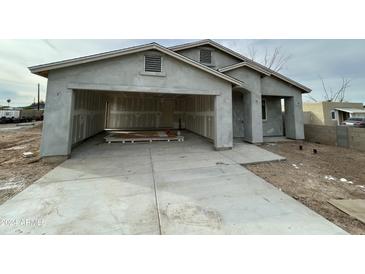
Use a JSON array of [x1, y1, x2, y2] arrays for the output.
[[4, 145, 26, 151], [338, 178, 353, 184], [325, 175, 336, 181], [22, 152, 34, 158], [329, 199, 365, 224], [104, 130, 184, 144]]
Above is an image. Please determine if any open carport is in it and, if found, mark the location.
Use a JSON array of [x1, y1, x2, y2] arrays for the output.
[[31, 43, 240, 159], [71, 89, 216, 151]]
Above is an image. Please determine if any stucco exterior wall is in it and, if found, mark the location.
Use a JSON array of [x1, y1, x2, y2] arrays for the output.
[[41, 72, 73, 157], [225, 67, 263, 143], [54, 50, 230, 93], [261, 76, 304, 139], [262, 96, 283, 136], [176, 46, 241, 69], [227, 68, 305, 140], [232, 90, 245, 137], [302, 103, 325, 125], [41, 50, 233, 157]]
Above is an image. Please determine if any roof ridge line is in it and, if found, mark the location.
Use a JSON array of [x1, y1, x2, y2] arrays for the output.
[[170, 39, 311, 92], [29, 42, 246, 87]]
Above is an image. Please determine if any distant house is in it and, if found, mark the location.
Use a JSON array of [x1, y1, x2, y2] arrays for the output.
[[303, 101, 365, 126]]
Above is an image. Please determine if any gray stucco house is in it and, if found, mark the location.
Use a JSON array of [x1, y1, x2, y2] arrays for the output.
[[29, 40, 311, 159]]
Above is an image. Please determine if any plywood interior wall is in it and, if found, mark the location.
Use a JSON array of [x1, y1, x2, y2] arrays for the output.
[[72, 90, 107, 145], [106, 92, 215, 140], [184, 95, 215, 140]]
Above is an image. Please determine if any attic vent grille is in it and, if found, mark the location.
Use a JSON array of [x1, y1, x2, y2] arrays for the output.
[[145, 55, 162, 72], [200, 49, 212, 64]]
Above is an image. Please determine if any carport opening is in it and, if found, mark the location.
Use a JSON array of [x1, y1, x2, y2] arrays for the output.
[[71, 89, 215, 152]]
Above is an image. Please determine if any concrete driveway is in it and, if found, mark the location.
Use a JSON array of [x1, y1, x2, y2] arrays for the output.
[[0, 132, 346, 234]]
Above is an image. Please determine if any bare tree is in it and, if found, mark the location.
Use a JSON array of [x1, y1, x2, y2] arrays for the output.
[[247, 45, 257, 61], [247, 45, 292, 72], [306, 76, 351, 102], [320, 76, 350, 102]]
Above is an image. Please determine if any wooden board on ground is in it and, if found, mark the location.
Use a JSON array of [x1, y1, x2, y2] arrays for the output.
[[329, 199, 365, 224], [104, 130, 184, 143]]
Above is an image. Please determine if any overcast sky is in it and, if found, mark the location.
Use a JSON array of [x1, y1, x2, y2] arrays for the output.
[[0, 39, 364, 106]]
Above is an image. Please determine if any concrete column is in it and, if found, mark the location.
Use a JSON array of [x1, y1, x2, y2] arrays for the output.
[[242, 91, 263, 143], [284, 95, 304, 139], [40, 84, 74, 159], [214, 91, 233, 150]]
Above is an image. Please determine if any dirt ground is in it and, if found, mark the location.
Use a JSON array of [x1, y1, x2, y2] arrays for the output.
[[0, 123, 59, 205], [246, 140, 365, 234]]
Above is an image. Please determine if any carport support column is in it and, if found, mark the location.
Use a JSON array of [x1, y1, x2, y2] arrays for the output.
[[214, 91, 233, 150], [284, 95, 304, 139], [243, 91, 263, 143], [40, 84, 74, 160]]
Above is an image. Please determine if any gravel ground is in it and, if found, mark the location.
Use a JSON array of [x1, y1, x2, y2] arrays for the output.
[[246, 140, 365, 235], [0, 123, 59, 205]]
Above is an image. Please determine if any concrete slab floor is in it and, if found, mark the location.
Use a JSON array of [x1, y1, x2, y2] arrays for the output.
[[262, 136, 295, 143], [0, 131, 347, 234]]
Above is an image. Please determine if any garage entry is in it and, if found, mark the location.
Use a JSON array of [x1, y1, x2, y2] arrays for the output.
[[71, 89, 215, 149], [31, 43, 237, 157]]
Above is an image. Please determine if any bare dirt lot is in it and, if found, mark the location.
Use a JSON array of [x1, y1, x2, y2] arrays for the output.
[[246, 140, 365, 234], [0, 123, 59, 205]]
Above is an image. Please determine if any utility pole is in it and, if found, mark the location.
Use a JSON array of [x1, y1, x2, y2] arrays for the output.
[[37, 83, 40, 110]]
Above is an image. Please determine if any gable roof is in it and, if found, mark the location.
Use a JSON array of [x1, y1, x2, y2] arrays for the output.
[[218, 62, 271, 76], [170, 39, 311, 93], [29, 42, 244, 87]]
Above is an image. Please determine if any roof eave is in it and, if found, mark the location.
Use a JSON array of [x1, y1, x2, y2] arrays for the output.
[[171, 39, 312, 93], [219, 62, 271, 76], [29, 43, 159, 77], [28, 42, 244, 86]]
